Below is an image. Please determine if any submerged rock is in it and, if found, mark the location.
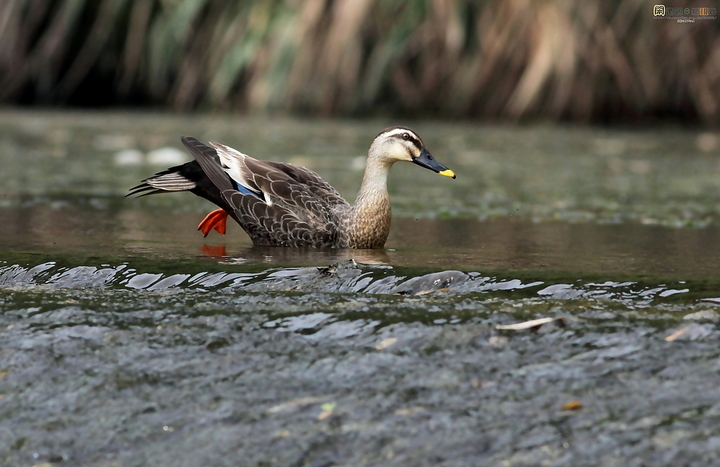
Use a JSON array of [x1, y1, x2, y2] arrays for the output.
[[391, 270, 469, 295]]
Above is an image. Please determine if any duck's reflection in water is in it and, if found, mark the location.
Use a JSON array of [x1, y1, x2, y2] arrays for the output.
[[200, 244, 391, 266]]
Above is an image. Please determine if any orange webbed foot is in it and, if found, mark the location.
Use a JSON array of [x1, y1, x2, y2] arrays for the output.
[[198, 209, 229, 237]]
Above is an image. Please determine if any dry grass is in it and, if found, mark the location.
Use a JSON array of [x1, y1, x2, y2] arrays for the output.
[[0, 0, 717, 122]]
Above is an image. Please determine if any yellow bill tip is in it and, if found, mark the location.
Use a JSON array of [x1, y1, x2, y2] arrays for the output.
[[439, 169, 456, 179]]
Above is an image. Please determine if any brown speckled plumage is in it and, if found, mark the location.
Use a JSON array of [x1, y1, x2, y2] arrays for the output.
[[128, 127, 455, 249], [348, 194, 391, 249]]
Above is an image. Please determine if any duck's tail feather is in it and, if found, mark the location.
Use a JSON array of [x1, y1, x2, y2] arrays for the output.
[[125, 167, 197, 198]]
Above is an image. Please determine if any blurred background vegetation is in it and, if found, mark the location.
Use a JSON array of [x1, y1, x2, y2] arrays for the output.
[[0, 0, 717, 123]]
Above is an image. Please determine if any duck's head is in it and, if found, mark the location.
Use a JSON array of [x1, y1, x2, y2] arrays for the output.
[[370, 126, 456, 179]]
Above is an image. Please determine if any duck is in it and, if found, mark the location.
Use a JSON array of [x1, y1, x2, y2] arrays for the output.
[[127, 126, 455, 249]]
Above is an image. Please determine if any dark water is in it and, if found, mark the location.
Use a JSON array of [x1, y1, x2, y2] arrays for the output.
[[2, 111, 720, 466]]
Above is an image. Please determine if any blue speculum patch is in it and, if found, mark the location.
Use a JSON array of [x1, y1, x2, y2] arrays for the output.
[[233, 179, 263, 200]]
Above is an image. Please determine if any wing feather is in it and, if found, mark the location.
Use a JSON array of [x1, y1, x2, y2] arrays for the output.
[[181, 137, 234, 193], [183, 137, 350, 248]]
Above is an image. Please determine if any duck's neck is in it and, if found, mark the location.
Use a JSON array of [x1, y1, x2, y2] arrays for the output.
[[348, 159, 393, 249]]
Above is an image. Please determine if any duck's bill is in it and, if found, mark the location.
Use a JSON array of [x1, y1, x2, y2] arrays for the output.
[[413, 148, 456, 179]]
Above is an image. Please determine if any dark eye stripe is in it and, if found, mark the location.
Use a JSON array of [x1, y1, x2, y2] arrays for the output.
[[393, 133, 422, 150], [409, 137, 422, 150]]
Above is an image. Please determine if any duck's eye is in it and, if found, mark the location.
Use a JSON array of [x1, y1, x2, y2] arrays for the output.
[[402, 133, 410, 140]]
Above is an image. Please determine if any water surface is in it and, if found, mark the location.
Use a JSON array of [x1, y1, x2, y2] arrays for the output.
[[2, 110, 720, 466]]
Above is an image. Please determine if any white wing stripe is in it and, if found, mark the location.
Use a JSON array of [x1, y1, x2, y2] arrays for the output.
[[210, 142, 271, 205]]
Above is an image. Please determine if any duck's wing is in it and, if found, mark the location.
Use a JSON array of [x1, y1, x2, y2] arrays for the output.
[[262, 160, 348, 209], [181, 137, 235, 193], [209, 141, 348, 209], [181, 137, 350, 248]]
